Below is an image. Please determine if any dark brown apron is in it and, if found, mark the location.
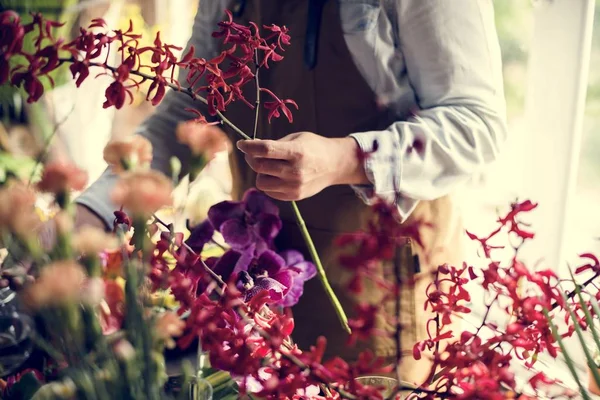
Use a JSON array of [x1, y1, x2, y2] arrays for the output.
[[217, 0, 463, 384]]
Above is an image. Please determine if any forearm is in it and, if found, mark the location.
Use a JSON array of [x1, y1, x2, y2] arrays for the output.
[[75, 0, 228, 225]]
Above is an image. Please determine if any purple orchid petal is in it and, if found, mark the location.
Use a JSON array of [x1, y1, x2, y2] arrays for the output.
[[245, 276, 286, 302], [232, 246, 255, 275], [279, 279, 304, 307], [244, 189, 279, 216], [256, 249, 286, 276], [253, 238, 270, 256], [255, 213, 283, 243], [221, 219, 252, 249], [185, 220, 215, 253], [208, 200, 245, 230], [280, 249, 304, 266], [212, 250, 241, 279], [289, 261, 317, 281], [272, 269, 296, 295]]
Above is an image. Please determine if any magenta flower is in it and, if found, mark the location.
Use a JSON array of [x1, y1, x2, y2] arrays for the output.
[[235, 249, 316, 307], [207, 189, 282, 252], [278, 250, 317, 307]]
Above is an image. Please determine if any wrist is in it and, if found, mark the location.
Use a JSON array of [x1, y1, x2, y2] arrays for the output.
[[75, 203, 110, 232], [331, 137, 370, 186]]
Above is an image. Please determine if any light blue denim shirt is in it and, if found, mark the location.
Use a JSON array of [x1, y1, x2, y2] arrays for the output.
[[77, 0, 507, 227]]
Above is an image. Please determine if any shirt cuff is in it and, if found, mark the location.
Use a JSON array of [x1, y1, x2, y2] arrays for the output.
[[349, 130, 418, 222], [75, 168, 121, 230]]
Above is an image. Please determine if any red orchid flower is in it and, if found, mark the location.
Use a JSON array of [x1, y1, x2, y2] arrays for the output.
[[261, 88, 298, 123]]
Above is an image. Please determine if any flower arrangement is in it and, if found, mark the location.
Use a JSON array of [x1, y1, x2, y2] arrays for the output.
[[2, 6, 600, 400]]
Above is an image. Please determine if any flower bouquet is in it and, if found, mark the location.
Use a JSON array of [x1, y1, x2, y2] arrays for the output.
[[3, 6, 600, 400]]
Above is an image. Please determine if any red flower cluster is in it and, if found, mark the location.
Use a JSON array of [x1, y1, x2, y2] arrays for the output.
[[1, 9, 297, 123], [7, 9, 600, 400]]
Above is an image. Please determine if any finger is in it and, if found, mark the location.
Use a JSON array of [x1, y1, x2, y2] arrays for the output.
[[262, 190, 300, 201], [255, 174, 295, 192], [245, 155, 290, 177], [237, 139, 296, 160]]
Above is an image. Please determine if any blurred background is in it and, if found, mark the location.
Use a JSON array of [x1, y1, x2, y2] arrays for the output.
[[1, 0, 600, 384]]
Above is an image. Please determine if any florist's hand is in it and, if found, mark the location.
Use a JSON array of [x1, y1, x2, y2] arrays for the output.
[[236, 132, 368, 201]]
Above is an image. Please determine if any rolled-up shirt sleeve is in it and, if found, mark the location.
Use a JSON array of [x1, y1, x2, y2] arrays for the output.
[[350, 0, 507, 220], [76, 0, 227, 228]]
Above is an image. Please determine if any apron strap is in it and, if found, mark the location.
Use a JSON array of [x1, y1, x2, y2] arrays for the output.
[[304, 0, 328, 70]]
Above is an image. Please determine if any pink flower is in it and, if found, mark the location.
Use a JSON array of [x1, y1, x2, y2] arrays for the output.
[[176, 120, 228, 157], [37, 160, 88, 194], [155, 312, 185, 349], [0, 181, 39, 238], [22, 261, 86, 310], [103, 135, 153, 173], [73, 226, 118, 255], [110, 170, 173, 217]]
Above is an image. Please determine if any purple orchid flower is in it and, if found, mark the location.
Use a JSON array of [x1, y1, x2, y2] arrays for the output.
[[207, 189, 282, 252], [238, 249, 316, 307], [278, 250, 317, 307], [185, 219, 215, 253]]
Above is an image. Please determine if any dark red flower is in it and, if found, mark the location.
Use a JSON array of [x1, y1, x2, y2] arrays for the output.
[[261, 88, 298, 123]]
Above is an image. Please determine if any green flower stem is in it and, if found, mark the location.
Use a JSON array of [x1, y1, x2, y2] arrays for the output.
[[291, 201, 350, 333], [205, 370, 231, 389], [543, 308, 592, 400], [128, 219, 160, 400]]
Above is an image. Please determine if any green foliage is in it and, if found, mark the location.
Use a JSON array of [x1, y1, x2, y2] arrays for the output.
[[0, 151, 41, 184], [544, 270, 600, 399]]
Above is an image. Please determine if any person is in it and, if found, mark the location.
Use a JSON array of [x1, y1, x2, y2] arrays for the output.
[[71, 0, 506, 384]]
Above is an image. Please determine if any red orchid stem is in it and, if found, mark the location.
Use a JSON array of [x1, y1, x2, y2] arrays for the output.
[[253, 48, 260, 140], [57, 57, 251, 140], [152, 215, 226, 287]]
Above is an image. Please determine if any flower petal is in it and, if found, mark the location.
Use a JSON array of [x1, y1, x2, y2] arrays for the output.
[[244, 189, 279, 216], [279, 249, 304, 266], [208, 200, 245, 230], [221, 219, 252, 249], [256, 250, 285, 275], [212, 250, 241, 279], [272, 269, 295, 294], [185, 220, 215, 253], [289, 261, 317, 282], [255, 213, 282, 242], [279, 279, 304, 308], [246, 276, 286, 302], [232, 246, 255, 275]]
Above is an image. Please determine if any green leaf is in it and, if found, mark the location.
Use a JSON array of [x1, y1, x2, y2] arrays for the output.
[[0, 151, 41, 182], [543, 308, 592, 400], [569, 269, 600, 364], [561, 278, 600, 393]]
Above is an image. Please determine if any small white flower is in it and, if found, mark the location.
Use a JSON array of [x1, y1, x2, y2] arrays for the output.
[[81, 277, 105, 306], [113, 339, 136, 361]]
